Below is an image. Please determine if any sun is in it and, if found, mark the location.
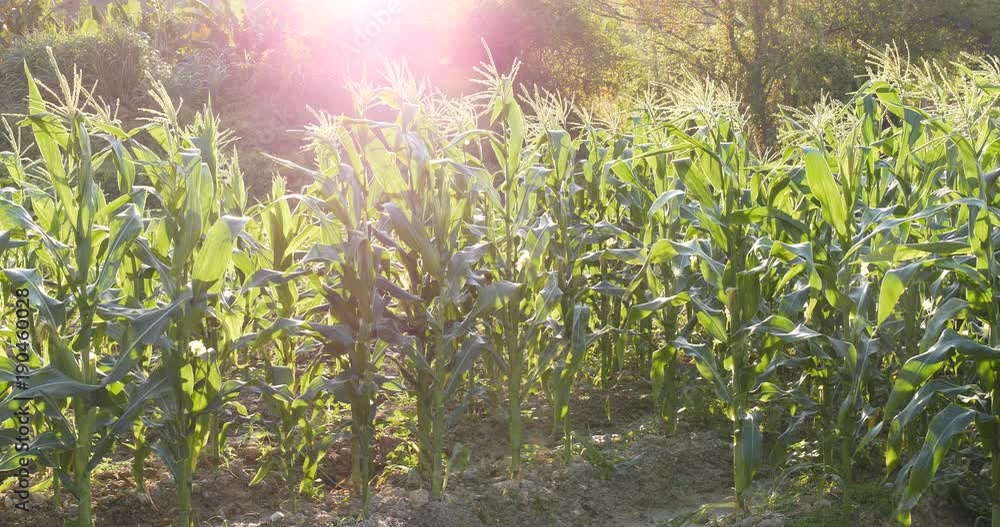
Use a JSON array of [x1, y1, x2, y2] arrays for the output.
[[279, 0, 406, 39], [322, 0, 393, 21]]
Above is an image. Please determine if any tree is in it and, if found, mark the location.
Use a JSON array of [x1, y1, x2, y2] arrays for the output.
[[579, 0, 1000, 147]]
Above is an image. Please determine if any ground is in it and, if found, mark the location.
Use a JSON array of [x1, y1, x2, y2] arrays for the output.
[[0, 378, 979, 527]]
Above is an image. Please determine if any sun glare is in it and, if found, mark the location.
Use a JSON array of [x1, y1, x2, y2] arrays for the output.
[[324, 0, 391, 21]]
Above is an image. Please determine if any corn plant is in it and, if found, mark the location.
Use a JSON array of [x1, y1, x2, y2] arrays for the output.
[[337, 83, 501, 496], [873, 56, 1000, 526], [593, 105, 694, 431], [280, 109, 405, 517], [1, 40, 999, 527], [0, 58, 148, 526], [646, 79, 835, 510], [475, 64, 566, 477], [233, 177, 337, 496], [115, 84, 249, 527], [541, 129, 598, 458], [665, 103, 763, 511]]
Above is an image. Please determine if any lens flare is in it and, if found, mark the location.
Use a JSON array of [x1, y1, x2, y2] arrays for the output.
[[325, 0, 390, 20]]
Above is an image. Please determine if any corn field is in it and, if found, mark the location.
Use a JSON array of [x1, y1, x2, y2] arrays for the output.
[[1, 47, 999, 526]]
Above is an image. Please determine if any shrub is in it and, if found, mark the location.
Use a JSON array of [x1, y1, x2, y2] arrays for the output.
[[0, 22, 169, 115], [0, 0, 57, 47], [164, 47, 229, 102]]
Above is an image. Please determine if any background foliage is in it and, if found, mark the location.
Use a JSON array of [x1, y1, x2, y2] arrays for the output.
[[3, 0, 997, 189]]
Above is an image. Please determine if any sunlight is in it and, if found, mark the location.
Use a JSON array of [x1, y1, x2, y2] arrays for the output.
[[5, 1, 998, 526], [321, 0, 399, 21]]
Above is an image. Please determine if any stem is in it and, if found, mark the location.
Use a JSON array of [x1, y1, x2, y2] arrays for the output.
[[415, 369, 431, 483], [74, 403, 95, 527], [352, 218, 377, 517], [664, 356, 679, 434], [172, 307, 194, 527], [732, 350, 746, 512], [507, 313, 523, 477], [980, 157, 999, 527], [431, 380, 445, 497], [562, 412, 572, 464], [52, 470, 62, 509], [351, 396, 373, 517], [74, 307, 96, 527], [841, 434, 853, 485], [430, 331, 446, 497], [721, 134, 749, 512], [133, 441, 146, 493], [992, 378, 999, 527], [175, 451, 192, 527]]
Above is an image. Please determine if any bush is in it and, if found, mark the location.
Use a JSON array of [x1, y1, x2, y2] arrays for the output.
[[0, 22, 169, 115], [0, 0, 56, 47], [164, 48, 229, 103]]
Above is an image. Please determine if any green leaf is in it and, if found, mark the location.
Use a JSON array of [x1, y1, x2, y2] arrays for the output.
[[675, 337, 731, 405], [645, 239, 678, 264], [629, 293, 689, 323], [0, 198, 69, 259], [249, 457, 272, 486], [735, 411, 762, 498], [895, 405, 977, 525], [918, 299, 967, 351], [877, 261, 931, 326], [3, 268, 66, 327], [444, 336, 488, 399], [650, 344, 677, 403], [192, 215, 249, 285], [384, 202, 442, 276], [89, 371, 171, 470], [877, 270, 905, 326], [885, 330, 999, 418], [24, 65, 74, 220], [448, 281, 520, 340], [95, 204, 143, 293], [802, 147, 849, 240], [648, 189, 685, 217], [886, 380, 972, 473], [506, 99, 524, 176], [1, 367, 101, 403], [244, 269, 308, 290], [101, 299, 187, 386]]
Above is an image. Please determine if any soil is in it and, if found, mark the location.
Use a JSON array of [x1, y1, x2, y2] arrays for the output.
[[0, 379, 981, 527]]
